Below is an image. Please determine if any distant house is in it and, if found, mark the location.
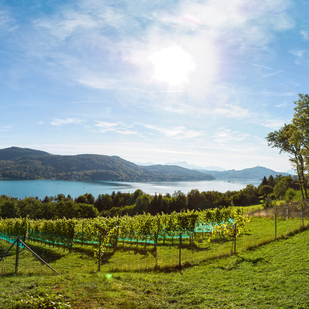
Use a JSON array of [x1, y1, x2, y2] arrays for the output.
[[71, 174, 79, 180]]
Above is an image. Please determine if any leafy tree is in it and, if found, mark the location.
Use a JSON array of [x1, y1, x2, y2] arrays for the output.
[[273, 177, 289, 200], [259, 185, 273, 196], [0, 200, 19, 218], [135, 194, 151, 214], [266, 123, 307, 200], [284, 188, 296, 203]]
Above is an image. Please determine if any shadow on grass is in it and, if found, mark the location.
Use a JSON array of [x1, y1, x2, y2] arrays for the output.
[[23, 242, 65, 263]]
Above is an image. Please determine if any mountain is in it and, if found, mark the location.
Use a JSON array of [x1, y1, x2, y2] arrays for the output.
[[143, 165, 215, 181], [165, 161, 226, 171], [285, 169, 296, 175], [198, 166, 290, 180], [0, 146, 50, 160], [0, 147, 215, 182]]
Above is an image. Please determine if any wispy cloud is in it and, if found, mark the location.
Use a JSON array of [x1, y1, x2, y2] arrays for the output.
[[143, 124, 203, 139], [300, 29, 309, 40], [213, 128, 251, 143], [0, 125, 12, 131], [261, 119, 285, 130], [250, 63, 274, 70], [50, 118, 84, 126], [95, 121, 138, 135], [213, 105, 249, 118], [275, 102, 288, 108]]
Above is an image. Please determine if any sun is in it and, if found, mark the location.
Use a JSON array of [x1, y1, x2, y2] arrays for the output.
[[148, 46, 195, 86]]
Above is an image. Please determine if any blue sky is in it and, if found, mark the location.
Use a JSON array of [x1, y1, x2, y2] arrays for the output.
[[1, 0, 308, 172]]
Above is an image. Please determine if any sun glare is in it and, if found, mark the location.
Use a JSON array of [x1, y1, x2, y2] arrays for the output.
[[148, 46, 196, 86]]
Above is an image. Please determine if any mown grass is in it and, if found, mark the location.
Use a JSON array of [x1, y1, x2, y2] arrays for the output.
[[1, 216, 309, 308]]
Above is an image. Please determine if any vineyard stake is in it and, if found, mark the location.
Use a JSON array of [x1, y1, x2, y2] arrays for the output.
[[275, 213, 277, 239], [98, 234, 102, 272], [0, 239, 18, 263], [179, 233, 182, 271], [234, 224, 237, 254], [20, 239, 60, 275], [15, 237, 20, 274], [302, 206, 304, 228]]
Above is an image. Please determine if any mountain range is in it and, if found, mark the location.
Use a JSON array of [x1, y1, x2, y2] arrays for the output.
[[0, 147, 290, 182], [0, 147, 214, 182]]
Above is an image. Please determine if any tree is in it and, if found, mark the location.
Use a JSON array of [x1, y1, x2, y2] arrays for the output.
[[266, 123, 307, 200], [273, 177, 289, 200], [135, 194, 151, 214], [260, 176, 268, 187], [267, 175, 275, 187], [259, 185, 273, 196]]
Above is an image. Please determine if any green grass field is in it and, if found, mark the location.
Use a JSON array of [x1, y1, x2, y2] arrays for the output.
[[1, 216, 309, 308]]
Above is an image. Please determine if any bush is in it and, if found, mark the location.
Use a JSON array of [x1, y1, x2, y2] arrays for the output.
[[263, 196, 275, 209]]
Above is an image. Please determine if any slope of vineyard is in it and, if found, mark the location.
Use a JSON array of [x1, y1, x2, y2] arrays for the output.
[[0, 216, 308, 308]]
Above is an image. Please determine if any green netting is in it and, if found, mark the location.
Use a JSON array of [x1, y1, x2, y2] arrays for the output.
[[28, 231, 73, 247], [0, 232, 25, 248], [195, 218, 235, 233]]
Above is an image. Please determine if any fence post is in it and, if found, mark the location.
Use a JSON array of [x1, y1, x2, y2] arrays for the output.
[[15, 237, 20, 274], [98, 234, 102, 272], [179, 233, 182, 271], [81, 222, 84, 247], [302, 206, 304, 228], [275, 213, 277, 239], [234, 224, 237, 254]]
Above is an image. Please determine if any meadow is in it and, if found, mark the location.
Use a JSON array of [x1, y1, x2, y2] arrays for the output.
[[1, 207, 309, 308]]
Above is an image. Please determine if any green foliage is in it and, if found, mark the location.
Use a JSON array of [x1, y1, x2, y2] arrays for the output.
[[263, 196, 275, 209], [284, 188, 297, 202], [267, 175, 275, 187], [273, 177, 289, 199], [259, 185, 273, 196]]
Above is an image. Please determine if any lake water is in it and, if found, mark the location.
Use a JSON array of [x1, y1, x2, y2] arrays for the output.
[[0, 179, 261, 200]]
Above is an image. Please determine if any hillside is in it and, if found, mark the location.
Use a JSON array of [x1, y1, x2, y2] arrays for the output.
[[198, 166, 290, 179], [0, 147, 214, 182], [143, 164, 215, 181]]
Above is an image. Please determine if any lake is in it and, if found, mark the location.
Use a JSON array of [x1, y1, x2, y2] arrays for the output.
[[0, 179, 261, 200]]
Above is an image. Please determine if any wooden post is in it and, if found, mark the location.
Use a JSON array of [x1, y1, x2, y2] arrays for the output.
[[302, 207, 304, 228], [81, 222, 84, 247], [15, 237, 20, 274], [275, 213, 277, 239], [234, 224, 237, 254], [98, 234, 102, 272], [20, 240, 59, 275], [179, 233, 182, 271]]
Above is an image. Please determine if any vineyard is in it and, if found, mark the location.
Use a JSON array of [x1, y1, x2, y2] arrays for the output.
[[0, 208, 249, 263], [1, 206, 309, 308]]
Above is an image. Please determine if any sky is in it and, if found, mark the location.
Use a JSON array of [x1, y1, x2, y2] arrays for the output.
[[1, 0, 309, 172]]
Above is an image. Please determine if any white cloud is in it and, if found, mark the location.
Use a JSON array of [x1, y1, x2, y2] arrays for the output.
[[213, 128, 251, 143], [143, 124, 203, 139], [50, 118, 84, 126], [213, 104, 250, 118], [262, 119, 285, 130], [300, 29, 309, 40], [95, 121, 138, 135]]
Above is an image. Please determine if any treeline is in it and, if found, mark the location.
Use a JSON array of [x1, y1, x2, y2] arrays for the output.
[[0, 174, 295, 219]]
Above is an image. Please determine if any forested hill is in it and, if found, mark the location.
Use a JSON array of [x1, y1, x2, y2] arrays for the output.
[[0, 147, 215, 182], [198, 166, 290, 179]]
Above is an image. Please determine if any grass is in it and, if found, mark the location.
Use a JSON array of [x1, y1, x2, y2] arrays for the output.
[[1, 215, 309, 308]]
